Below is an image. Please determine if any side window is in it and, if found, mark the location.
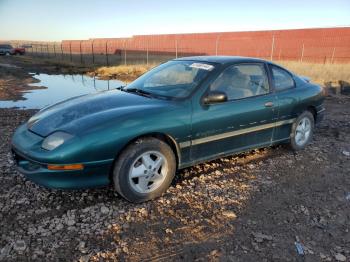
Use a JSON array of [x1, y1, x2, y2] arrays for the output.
[[271, 66, 294, 91], [210, 64, 269, 101]]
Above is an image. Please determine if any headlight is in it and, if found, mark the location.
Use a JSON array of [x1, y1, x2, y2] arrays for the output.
[[42, 132, 73, 151]]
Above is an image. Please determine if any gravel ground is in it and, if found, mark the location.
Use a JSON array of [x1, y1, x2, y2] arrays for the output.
[[0, 96, 349, 261], [0, 57, 350, 261]]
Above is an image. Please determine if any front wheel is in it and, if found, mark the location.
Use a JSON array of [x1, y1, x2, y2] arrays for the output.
[[113, 137, 176, 203], [290, 111, 314, 151]]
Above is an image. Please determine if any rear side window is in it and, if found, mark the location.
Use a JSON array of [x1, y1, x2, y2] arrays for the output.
[[210, 64, 269, 101], [271, 66, 294, 91]]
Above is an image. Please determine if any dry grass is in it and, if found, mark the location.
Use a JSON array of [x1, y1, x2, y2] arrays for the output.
[[94, 61, 350, 86], [16, 55, 350, 86], [92, 64, 157, 82], [276, 61, 350, 85]]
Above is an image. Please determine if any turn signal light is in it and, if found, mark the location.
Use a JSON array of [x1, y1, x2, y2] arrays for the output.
[[47, 164, 84, 170]]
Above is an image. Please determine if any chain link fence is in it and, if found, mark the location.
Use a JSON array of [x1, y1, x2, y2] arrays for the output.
[[11, 32, 350, 66]]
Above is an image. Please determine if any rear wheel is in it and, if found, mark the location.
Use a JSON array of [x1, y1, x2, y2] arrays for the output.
[[290, 111, 314, 150], [113, 137, 176, 203]]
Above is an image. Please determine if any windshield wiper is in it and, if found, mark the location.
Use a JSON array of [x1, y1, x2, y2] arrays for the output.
[[124, 88, 155, 98]]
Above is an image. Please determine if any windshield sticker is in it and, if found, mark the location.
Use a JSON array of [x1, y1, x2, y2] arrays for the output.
[[189, 63, 214, 71]]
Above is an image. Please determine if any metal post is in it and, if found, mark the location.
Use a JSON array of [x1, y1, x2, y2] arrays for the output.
[[69, 42, 72, 62], [175, 39, 178, 59], [105, 41, 109, 66], [270, 35, 275, 61], [80, 41, 83, 64], [53, 43, 56, 57], [124, 40, 127, 65], [331, 47, 336, 64], [47, 43, 49, 58], [40, 44, 43, 57], [146, 45, 149, 65], [91, 40, 95, 64], [300, 43, 304, 62], [61, 43, 63, 60], [215, 35, 220, 56]]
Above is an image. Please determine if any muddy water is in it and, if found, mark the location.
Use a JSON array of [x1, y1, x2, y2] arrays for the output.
[[0, 74, 124, 109]]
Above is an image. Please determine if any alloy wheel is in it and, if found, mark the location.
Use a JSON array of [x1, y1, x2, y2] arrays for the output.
[[295, 117, 311, 146], [128, 151, 168, 194]]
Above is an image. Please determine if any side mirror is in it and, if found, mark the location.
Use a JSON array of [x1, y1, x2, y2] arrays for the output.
[[202, 91, 228, 105]]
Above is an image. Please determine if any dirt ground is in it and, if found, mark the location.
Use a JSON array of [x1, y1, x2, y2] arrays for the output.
[[0, 56, 349, 261]]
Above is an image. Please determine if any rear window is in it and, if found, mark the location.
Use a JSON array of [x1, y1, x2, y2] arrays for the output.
[[271, 66, 295, 91]]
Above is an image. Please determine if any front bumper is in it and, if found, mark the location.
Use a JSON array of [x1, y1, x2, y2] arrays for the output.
[[11, 124, 114, 189], [12, 148, 112, 189]]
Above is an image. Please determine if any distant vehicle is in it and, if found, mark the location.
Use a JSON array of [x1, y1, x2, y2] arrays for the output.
[[12, 56, 325, 203], [0, 44, 25, 55], [14, 47, 25, 55], [0, 44, 15, 55]]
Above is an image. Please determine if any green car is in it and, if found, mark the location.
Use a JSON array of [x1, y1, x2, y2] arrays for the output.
[[12, 56, 325, 203]]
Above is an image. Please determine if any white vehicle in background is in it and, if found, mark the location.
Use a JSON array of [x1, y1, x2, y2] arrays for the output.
[[0, 44, 15, 55]]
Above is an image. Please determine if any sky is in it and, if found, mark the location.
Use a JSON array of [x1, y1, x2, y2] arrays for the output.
[[0, 0, 349, 41]]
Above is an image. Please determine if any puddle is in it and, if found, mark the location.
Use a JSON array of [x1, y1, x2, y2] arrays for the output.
[[0, 74, 125, 109]]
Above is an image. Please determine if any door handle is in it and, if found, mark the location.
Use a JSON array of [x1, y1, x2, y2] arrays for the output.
[[264, 102, 274, 107]]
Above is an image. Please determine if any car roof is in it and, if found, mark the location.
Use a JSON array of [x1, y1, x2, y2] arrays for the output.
[[174, 56, 268, 65]]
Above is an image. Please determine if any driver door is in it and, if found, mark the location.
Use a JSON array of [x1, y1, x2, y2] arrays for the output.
[[190, 63, 278, 161]]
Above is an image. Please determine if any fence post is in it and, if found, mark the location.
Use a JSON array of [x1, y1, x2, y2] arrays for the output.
[[105, 41, 109, 66], [124, 40, 127, 65], [270, 35, 275, 61], [69, 42, 72, 62], [40, 44, 43, 57], [331, 47, 336, 64], [80, 41, 83, 64], [46, 43, 49, 58], [175, 39, 178, 59], [146, 45, 149, 65], [91, 40, 95, 64], [61, 43, 64, 60], [215, 34, 221, 56], [53, 43, 56, 57], [300, 43, 304, 62]]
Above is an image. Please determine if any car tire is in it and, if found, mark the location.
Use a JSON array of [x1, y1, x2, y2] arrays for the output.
[[113, 137, 176, 203], [5, 52, 10, 56], [289, 111, 314, 151]]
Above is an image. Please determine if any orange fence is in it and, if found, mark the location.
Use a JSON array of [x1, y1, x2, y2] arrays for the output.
[[22, 27, 350, 65]]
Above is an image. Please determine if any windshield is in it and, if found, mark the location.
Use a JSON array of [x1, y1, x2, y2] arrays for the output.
[[125, 60, 215, 99]]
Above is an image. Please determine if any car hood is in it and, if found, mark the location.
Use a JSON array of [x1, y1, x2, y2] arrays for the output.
[[28, 89, 169, 137]]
